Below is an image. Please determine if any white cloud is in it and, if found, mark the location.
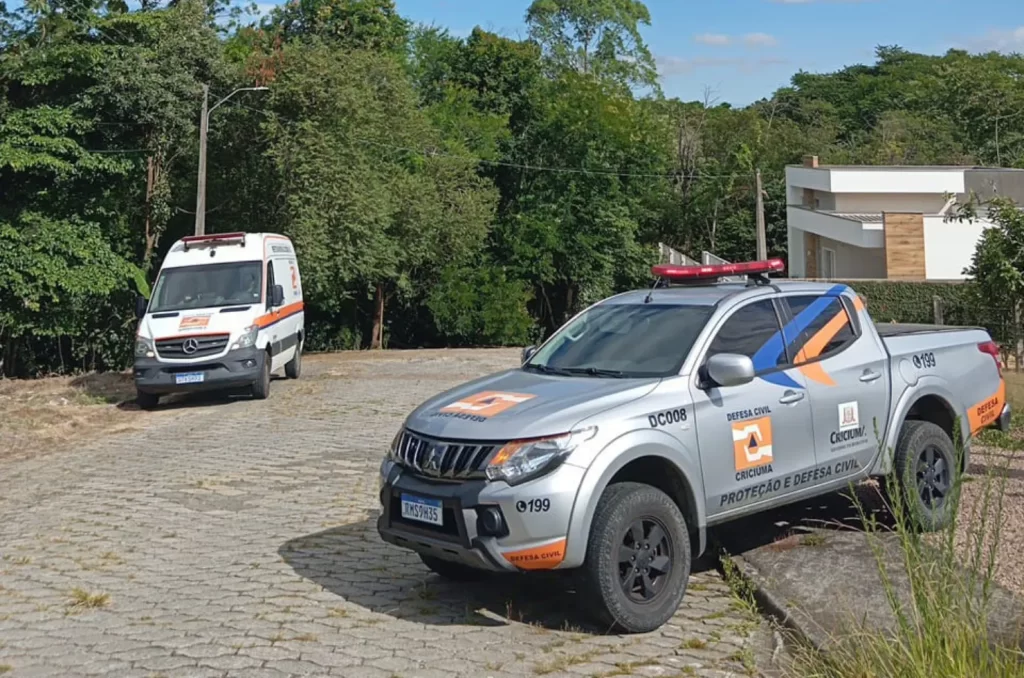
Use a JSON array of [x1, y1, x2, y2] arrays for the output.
[[656, 55, 790, 77], [695, 33, 732, 46], [254, 2, 276, 16], [743, 32, 779, 47], [968, 26, 1024, 52]]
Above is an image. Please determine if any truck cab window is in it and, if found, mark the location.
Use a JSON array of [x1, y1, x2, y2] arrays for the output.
[[783, 295, 857, 363], [707, 300, 785, 370]]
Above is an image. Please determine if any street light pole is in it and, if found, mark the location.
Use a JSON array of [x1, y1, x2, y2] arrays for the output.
[[193, 85, 269, 236]]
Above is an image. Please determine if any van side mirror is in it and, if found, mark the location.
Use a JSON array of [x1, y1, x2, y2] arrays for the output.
[[521, 345, 536, 364], [135, 295, 148, 319], [702, 353, 755, 389], [271, 284, 285, 308]]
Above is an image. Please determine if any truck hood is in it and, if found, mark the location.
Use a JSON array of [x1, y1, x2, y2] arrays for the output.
[[405, 369, 660, 441], [139, 306, 259, 341]]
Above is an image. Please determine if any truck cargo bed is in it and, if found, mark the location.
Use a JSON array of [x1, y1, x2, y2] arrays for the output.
[[873, 322, 983, 338]]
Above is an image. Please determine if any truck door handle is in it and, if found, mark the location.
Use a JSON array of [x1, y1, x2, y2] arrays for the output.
[[779, 391, 805, 405], [860, 370, 882, 383]]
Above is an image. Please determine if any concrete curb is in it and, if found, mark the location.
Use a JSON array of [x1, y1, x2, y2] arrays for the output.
[[729, 554, 829, 655]]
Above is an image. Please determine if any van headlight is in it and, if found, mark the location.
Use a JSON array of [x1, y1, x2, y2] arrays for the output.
[[232, 325, 258, 350], [486, 427, 597, 486], [135, 337, 155, 358]]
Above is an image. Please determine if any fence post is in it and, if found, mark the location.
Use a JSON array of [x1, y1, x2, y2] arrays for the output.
[[932, 296, 944, 325]]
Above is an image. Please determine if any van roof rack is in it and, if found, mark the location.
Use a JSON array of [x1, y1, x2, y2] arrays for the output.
[[181, 232, 246, 251]]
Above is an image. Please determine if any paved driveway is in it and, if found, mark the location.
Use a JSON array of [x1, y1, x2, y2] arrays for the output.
[[0, 350, 773, 677]]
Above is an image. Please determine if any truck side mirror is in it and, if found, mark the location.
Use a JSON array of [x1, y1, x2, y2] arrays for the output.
[[703, 353, 755, 389], [521, 345, 536, 364], [135, 295, 148, 319], [271, 284, 285, 308]]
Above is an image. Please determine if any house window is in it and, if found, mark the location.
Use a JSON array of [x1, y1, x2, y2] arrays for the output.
[[821, 247, 836, 280]]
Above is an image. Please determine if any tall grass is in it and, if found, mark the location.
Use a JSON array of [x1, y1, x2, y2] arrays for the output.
[[793, 421, 1024, 678]]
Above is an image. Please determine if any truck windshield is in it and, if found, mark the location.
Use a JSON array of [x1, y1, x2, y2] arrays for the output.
[[525, 303, 714, 378], [150, 262, 263, 313]]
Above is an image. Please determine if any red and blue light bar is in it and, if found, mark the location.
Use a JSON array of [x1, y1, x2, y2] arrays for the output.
[[652, 258, 785, 282]]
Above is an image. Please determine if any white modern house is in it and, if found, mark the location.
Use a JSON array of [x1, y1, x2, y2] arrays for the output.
[[785, 157, 1024, 280]]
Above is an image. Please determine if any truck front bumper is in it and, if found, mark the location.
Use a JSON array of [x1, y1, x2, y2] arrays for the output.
[[133, 346, 265, 395], [376, 459, 583, 573]]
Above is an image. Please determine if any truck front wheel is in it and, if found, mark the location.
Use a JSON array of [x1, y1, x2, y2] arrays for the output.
[[580, 482, 690, 633], [251, 353, 271, 400], [892, 420, 958, 532]]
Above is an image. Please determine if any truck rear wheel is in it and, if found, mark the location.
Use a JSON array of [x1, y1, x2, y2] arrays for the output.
[[418, 554, 488, 582], [892, 420, 958, 532], [580, 482, 690, 633]]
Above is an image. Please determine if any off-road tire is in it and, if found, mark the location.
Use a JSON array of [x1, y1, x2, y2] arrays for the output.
[[580, 482, 690, 633], [136, 391, 160, 410], [892, 420, 958, 532], [285, 340, 302, 379], [418, 554, 489, 582], [251, 353, 271, 400]]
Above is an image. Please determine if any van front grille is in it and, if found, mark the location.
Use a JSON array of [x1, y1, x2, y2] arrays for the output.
[[155, 334, 230, 359]]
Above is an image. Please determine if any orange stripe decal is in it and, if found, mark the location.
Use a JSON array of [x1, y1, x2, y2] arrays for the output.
[[798, 361, 836, 387], [502, 539, 566, 570], [255, 301, 305, 329], [795, 309, 849, 364], [853, 295, 866, 312], [968, 379, 1005, 434]]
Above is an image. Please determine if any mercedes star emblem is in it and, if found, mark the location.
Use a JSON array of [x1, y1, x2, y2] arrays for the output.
[[182, 338, 200, 355]]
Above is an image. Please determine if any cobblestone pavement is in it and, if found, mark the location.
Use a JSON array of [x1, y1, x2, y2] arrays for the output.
[[0, 350, 776, 678]]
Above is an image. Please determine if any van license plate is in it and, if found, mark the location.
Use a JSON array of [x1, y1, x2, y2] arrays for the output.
[[400, 494, 443, 526], [175, 372, 205, 385]]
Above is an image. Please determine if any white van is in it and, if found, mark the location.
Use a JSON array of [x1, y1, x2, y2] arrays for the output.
[[133, 232, 304, 409]]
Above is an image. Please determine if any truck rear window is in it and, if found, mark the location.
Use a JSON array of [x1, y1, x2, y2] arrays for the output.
[[526, 303, 713, 378]]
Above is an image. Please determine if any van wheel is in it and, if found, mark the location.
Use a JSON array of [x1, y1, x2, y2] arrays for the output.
[[892, 420, 958, 532], [580, 482, 690, 633], [251, 353, 271, 400], [285, 341, 302, 379], [418, 554, 488, 582], [136, 391, 159, 410]]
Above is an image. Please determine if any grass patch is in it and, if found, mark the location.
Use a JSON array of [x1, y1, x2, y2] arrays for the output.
[[792, 427, 1024, 678], [67, 587, 110, 611], [0, 665, 10, 674], [800, 532, 828, 547], [682, 637, 708, 650]]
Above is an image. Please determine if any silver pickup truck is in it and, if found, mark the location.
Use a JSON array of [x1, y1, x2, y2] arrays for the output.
[[377, 259, 1009, 632]]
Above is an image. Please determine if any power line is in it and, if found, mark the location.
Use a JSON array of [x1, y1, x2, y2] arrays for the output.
[[219, 98, 757, 182]]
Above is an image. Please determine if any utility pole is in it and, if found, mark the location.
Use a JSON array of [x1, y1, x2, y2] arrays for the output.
[[194, 84, 210, 236], [193, 85, 269, 236], [755, 168, 767, 260]]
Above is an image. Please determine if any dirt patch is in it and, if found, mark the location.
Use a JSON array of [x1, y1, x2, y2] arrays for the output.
[[0, 372, 143, 459]]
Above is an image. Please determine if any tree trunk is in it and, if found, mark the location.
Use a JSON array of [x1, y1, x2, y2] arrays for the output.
[[370, 283, 385, 350], [565, 285, 575, 324]]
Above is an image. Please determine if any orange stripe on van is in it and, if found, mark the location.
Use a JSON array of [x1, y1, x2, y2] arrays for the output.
[[255, 301, 305, 329], [502, 539, 566, 570]]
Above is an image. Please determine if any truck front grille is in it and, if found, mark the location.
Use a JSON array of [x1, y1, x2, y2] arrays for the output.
[[395, 430, 499, 480], [156, 334, 230, 359]]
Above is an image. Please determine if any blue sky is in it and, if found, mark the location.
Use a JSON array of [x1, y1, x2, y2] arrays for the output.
[[387, 0, 1024, 105]]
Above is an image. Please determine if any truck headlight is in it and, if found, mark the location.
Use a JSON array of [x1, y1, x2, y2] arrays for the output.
[[135, 337, 155, 358], [387, 430, 402, 461], [231, 325, 258, 350], [486, 427, 597, 486]]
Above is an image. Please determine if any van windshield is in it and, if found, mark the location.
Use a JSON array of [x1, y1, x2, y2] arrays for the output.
[[524, 303, 714, 378], [150, 262, 263, 313]]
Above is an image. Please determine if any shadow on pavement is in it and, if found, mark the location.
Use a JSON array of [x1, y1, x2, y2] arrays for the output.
[[279, 512, 720, 632], [115, 376, 288, 412]]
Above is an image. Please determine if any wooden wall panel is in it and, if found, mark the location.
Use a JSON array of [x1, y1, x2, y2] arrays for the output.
[[883, 213, 926, 280], [805, 232, 819, 278]]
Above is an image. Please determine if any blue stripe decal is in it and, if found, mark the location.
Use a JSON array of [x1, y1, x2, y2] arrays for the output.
[[751, 284, 848, 389]]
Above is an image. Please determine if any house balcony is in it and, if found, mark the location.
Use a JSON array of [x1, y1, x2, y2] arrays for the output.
[[786, 206, 885, 248]]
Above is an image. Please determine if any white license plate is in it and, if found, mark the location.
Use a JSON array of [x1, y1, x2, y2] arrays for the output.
[[400, 494, 443, 526], [175, 372, 205, 385]]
